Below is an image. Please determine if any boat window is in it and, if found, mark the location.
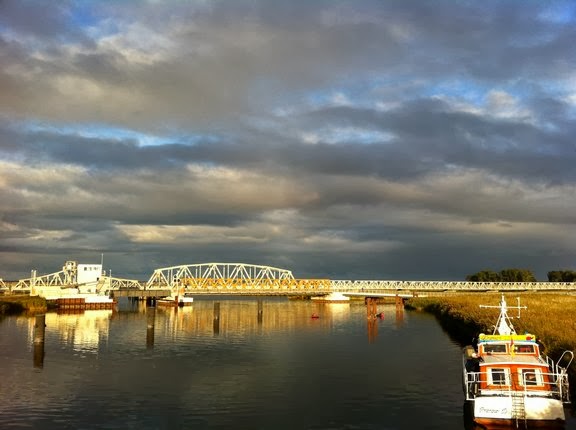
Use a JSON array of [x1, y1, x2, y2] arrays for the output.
[[513, 344, 535, 354], [484, 344, 507, 354], [488, 368, 508, 385], [519, 369, 540, 386]]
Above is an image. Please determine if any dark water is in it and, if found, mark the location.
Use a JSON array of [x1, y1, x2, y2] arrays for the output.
[[0, 297, 574, 429]]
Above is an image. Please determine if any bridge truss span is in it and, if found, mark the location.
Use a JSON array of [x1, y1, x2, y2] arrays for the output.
[[147, 263, 296, 289], [146, 262, 331, 294]]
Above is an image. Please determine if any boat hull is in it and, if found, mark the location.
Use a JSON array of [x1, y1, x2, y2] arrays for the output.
[[157, 297, 194, 307], [311, 292, 350, 302], [473, 396, 565, 425]]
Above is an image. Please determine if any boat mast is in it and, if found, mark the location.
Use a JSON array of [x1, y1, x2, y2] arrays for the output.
[[480, 294, 526, 335]]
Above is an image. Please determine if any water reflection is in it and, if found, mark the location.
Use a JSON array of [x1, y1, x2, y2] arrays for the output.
[[25, 309, 113, 357], [150, 299, 354, 338], [6, 298, 575, 429]]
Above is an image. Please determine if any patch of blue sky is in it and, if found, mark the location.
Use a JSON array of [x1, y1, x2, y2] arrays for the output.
[[69, 1, 101, 28], [423, 79, 536, 108], [422, 80, 490, 105], [303, 74, 433, 112], [21, 120, 216, 147], [534, 79, 573, 97], [538, 1, 575, 24]]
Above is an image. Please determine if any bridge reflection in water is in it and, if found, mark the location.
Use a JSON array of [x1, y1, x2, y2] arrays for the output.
[[145, 298, 405, 347], [26, 297, 408, 367]]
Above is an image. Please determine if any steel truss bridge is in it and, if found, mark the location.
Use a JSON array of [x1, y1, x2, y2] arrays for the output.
[[8, 262, 576, 296], [145, 263, 331, 294], [12, 269, 141, 294]]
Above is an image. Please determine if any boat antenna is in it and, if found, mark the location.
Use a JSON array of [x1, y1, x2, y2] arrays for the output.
[[479, 294, 526, 335]]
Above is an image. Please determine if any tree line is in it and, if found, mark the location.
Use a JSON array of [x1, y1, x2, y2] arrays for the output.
[[465, 269, 576, 282]]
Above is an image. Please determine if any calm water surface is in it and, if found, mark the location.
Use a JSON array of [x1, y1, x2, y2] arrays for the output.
[[0, 297, 574, 429]]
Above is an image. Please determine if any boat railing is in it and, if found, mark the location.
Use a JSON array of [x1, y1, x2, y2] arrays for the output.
[[463, 369, 569, 402], [545, 351, 573, 403]]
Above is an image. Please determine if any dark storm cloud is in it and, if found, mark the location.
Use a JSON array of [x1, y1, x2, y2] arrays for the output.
[[0, 0, 73, 39], [293, 100, 576, 184]]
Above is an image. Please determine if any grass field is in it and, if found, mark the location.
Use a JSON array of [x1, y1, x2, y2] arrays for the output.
[[406, 293, 576, 359]]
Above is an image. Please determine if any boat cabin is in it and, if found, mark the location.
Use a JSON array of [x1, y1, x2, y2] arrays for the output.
[[475, 334, 551, 392]]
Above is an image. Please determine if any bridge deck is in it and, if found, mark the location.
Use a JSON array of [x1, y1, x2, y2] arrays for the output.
[[112, 289, 171, 298]]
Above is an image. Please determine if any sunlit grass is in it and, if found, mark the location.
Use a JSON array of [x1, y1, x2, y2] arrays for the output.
[[407, 293, 576, 358], [0, 295, 47, 314]]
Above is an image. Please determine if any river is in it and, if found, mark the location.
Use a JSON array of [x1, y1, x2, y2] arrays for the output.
[[0, 297, 574, 429]]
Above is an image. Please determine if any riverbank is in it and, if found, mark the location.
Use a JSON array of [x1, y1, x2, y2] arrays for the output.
[[0, 295, 47, 315], [405, 292, 576, 399], [406, 293, 576, 357]]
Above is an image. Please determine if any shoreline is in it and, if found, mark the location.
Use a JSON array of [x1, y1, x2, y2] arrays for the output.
[[405, 293, 576, 403], [0, 295, 48, 316]]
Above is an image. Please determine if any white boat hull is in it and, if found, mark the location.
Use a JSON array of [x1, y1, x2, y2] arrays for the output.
[[474, 396, 565, 423], [311, 292, 350, 302], [158, 296, 194, 306]]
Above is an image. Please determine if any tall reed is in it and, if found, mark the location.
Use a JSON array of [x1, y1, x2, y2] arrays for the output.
[[407, 293, 576, 358]]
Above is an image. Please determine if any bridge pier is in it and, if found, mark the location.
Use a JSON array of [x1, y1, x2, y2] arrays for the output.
[[365, 297, 378, 319], [395, 295, 404, 327]]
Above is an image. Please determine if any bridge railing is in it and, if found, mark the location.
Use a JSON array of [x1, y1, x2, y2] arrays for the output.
[[330, 280, 576, 291]]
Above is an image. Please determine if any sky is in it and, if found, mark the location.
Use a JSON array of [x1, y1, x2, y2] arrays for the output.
[[1, 0, 576, 282]]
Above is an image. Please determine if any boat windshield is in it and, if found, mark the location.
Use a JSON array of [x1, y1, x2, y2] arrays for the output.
[[513, 344, 535, 354], [484, 344, 507, 354]]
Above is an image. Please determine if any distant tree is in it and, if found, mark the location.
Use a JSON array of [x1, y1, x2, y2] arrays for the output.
[[548, 270, 576, 282], [500, 268, 536, 282], [466, 270, 500, 282], [466, 268, 536, 282]]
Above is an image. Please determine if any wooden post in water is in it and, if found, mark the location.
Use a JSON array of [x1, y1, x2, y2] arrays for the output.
[[33, 314, 46, 368], [257, 299, 263, 324], [33, 314, 46, 344], [146, 306, 156, 349], [395, 294, 404, 327], [213, 302, 220, 335]]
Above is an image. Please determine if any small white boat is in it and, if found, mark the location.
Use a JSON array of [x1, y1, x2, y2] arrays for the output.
[[157, 294, 194, 307], [311, 292, 350, 302], [462, 295, 573, 428]]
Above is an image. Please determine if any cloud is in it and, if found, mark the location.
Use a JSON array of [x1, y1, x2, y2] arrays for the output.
[[1, 0, 575, 281]]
